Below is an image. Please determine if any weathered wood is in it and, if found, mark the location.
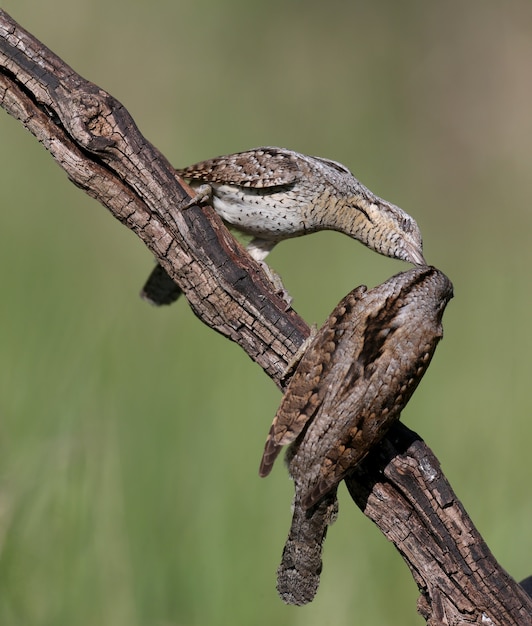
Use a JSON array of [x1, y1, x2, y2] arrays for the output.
[[346, 424, 532, 625]]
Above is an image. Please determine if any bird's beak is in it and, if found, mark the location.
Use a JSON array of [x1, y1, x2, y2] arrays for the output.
[[406, 244, 427, 266]]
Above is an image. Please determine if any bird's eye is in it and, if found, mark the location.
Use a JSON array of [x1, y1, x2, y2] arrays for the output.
[[401, 216, 413, 232]]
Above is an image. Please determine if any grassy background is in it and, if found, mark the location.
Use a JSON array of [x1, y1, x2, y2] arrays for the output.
[[1, 1, 531, 624]]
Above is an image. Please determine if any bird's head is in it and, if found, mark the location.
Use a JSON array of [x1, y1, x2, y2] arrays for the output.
[[345, 194, 426, 266]]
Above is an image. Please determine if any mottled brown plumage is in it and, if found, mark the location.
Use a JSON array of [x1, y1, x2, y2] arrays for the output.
[[262, 266, 453, 605]]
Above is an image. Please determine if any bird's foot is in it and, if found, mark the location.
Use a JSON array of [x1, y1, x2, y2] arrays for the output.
[[259, 261, 294, 311], [180, 183, 213, 209]]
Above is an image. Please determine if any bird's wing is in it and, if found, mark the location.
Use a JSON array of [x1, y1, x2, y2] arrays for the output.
[[259, 286, 368, 477], [176, 147, 301, 188]]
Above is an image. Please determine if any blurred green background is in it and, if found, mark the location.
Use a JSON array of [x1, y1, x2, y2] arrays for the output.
[[1, 1, 531, 624]]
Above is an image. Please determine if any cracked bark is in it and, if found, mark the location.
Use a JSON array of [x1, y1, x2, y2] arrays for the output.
[[1, 10, 530, 625]]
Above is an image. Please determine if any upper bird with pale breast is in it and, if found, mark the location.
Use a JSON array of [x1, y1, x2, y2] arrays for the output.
[[141, 146, 426, 305], [177, 146, 426, 266]]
